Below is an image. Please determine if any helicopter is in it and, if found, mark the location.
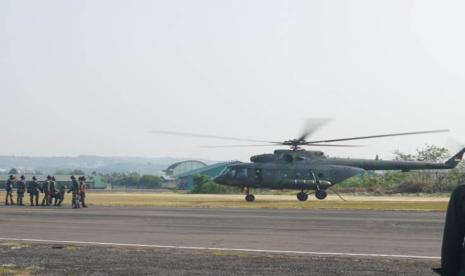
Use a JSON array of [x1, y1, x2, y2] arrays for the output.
[[151, 121, 465, 202]]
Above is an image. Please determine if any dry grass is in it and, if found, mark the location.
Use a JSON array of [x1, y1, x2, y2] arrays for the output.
[[0, 191, 449, 211], [0, 263, 40, 276], [87, 192, 448, 211]]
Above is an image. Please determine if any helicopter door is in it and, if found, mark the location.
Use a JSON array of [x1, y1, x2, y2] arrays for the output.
[[254, 168, 263, 184]]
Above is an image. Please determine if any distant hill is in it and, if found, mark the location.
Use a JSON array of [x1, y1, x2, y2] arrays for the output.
[[0, 155, 215, 175]]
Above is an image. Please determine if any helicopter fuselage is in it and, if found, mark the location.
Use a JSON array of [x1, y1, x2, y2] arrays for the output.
[[213, 149, 465, 200], [214, 162, 363, 190]]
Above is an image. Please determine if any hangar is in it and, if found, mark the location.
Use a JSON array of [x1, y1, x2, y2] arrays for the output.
[[163, 160, 207, 176], [164, 161, 241, 189]]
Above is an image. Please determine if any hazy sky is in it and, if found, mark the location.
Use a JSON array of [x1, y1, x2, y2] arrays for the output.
[[1, 0, 464, 161]]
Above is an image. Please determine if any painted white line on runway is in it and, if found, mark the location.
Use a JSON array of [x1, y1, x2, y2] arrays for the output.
[[0, 237, 440, 260]]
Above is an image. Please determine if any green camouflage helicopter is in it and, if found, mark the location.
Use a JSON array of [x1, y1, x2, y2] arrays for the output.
[[152, 122, 464, 202]]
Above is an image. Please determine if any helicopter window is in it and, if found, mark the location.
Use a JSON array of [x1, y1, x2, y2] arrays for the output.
[[236, 168, 248, 178], [222, 168, 236, 177]]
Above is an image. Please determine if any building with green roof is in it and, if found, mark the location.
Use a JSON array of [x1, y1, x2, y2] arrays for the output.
[[165, 161, 241, 190]]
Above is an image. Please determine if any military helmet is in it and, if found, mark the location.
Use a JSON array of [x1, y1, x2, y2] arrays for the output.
[[70, 175, 75, 180], [47, 175, 52, 180], [20, 175, 25, 180], [81, 176, 86, 181], [32, 176, 37, 180]]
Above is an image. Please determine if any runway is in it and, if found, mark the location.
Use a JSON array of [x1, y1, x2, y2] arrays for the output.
[[0, 206, 445, 259]]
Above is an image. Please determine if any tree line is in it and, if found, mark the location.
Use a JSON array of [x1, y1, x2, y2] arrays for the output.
[[101, 173, 164, 188], [4, 144, 464, 193]]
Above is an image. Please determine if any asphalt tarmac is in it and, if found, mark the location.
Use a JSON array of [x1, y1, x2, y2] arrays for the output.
[[0, 206, 445, 275]]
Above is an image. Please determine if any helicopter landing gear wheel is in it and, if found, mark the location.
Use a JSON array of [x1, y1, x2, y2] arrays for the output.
[[245, 194, 255, 202], [297, 192, 308, 202], [315, 190, 327, 200]]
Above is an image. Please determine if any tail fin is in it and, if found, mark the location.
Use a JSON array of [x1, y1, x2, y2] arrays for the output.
[[445, 148, 465, 168]]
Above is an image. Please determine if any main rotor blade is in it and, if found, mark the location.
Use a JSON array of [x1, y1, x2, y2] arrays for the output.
[[296, 118, 331, 142], [306, 129, 449, 144], [201, 143, 361, 148], [200, 144, 281, 148], [149, 130, 279, 144], [303, 143, 363, 147]]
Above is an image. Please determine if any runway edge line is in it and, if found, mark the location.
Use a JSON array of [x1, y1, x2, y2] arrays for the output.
[[0, 237, 440, 260]]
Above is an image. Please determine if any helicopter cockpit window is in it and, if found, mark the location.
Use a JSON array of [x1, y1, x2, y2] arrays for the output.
[[221, 168, 247, 178], [222, 168, 236, 178]]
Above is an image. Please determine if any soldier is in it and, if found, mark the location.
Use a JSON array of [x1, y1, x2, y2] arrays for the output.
[[16, 175, 27, 206], [437, 184, 465, 275], [54, 183, 67, 206], [41, 175, 51, 206], [27, 176, 41, 206], [5, 175, 15, 205], [49, 176, 56, 204], [79, 176, 88, 208], [67, 175, 80, 209]]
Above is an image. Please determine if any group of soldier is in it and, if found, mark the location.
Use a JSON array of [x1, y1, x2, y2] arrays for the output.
[[4, 175, 88, 209]]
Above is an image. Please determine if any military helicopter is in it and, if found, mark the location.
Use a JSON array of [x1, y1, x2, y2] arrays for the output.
[[151, 121, 465, 202]]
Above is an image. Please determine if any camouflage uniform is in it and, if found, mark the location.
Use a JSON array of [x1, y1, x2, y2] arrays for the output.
[[68, 176, 80, 209], [27, 177, 41, 206], [440, 185, 465, 275], [5, 176, 15, 205], [49, 177, 56, 204], [41, 177, 51, 206], [79, 177, 88, 208], [16, 176, 26, 206], [54, 185, 66, 206]]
